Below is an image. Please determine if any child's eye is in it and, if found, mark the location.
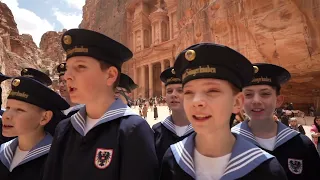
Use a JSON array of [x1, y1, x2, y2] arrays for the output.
[[207, 89, 219, 93], [76, 64, 86, 69], [17, 108, 26, 112], [183, 90, 193, 95]]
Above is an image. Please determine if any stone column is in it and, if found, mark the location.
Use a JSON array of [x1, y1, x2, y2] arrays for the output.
[[133, 32, 136, 52], [148, 64, 153, 98], [161, 60, 165, 97], [169, 58, 174, 67], [169, 13, 172, 40], [151, 23, 154, 45], [159, 21, 162, 43], [133, 66, 138, 99], [141, 29, 144, 50], [141, 66, 146, 98]]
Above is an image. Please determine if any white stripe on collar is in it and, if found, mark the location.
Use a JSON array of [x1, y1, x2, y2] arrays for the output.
[[0, 134, 52, 170], [231, 120, 300, 149], [170, 133, 274, 179], [161, 116, 194, 136], [71, 99, 139, 136]]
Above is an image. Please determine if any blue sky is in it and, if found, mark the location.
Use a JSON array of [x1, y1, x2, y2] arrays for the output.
[[1, 0, 85, 46]]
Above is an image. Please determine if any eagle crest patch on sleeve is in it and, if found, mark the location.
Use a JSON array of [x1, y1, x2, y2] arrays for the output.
[[95, 148, 113, 169], [288, 158, 303, 174]]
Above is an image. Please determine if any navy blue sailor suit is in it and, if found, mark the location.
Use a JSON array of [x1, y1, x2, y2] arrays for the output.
[[0, 134, 52, 180], [232, 120, 320, 180], [42, 98, 158, 180], [152, 115, 194, 163], [160, 133, 287, 180], [63, 104, 84, 118]]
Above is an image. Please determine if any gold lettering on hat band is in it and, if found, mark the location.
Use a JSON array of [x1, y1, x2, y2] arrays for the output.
[[182, 65, 216, 80], [66, 46, 89, 56], [166, 77, 181, 83], [252, 77, 272, 83], [23, 75, 34, 78], [9, 91, 29, 99]]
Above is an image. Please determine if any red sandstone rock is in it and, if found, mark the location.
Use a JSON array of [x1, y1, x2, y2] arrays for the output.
[[0, 1, 65, 105], [79, 0, 320, 111]]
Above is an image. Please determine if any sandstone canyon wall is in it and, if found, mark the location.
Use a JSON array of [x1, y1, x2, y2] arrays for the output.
[[0, 2, 65, 104], [80, 0, 320, 112]]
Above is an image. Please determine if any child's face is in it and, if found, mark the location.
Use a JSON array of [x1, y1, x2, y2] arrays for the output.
[[289, 120, 297, 126], [58, 75, 69, 98], [183, 78, 243, 134], [2, 99, 47, 137], [165, 84, 184, 112], [64, 56, 118, 104], [243, 85, 284, 121]]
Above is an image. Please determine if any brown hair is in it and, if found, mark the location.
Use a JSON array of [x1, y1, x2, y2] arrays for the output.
[[98, 61, 120, 90]]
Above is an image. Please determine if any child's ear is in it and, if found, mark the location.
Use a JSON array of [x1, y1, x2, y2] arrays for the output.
[[106, 66, 118, 87], [233, 92, 244, 114], [40, 111, 53, 126], [276, 95, 284, 108]]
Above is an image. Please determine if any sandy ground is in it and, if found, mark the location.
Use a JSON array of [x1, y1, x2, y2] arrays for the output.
[[131, 105, 314, 140]]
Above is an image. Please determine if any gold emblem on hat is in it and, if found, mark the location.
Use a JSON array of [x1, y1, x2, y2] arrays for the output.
[[185, 50, 196, 61], [60, 64, 65, 68], [63, 35, 72, 45], [171, 69, 175, 74], [12, 79, 20, 87], [23, 68, 28, 73], [253, 66, 259, 74]]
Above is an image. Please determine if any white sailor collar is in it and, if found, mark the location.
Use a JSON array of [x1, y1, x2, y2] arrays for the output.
[[71, 99, 139, 136], [231, 120, 300, 149], [161, 115, 194, 137], [170, 133, 274, 179], [0, 133, 52, 170]]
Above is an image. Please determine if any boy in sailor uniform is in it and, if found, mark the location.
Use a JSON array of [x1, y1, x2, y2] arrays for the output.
[[152, 67, 194, 164], [0, 73, 12, 144], [160, 43, 287, 180], [0, 76, 69, 180], [56, 62, 83, 117], [0, 73, 12, 116], [42, 29, 158, 180], [231, 63, 320, 179], [115, 73, 138, 107], [1, 68, 66, 144]]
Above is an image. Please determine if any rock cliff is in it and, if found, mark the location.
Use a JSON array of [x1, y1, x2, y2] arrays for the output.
[[80, 0, 320, 111]]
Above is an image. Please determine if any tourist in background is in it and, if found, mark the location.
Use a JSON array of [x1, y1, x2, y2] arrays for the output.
[[142, 104, 148, 119], [280, 115, 289, 126], [289, 117, 305, 135], [153, 104, 158, 120], [311, 115, 320, 155]]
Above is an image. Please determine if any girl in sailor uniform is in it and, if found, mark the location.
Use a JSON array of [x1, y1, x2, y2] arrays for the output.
[[231, 63, 320, 179], [160, 43, 287, 180], [152, 67, 194, 164], [42, 29, 158, 180], [0, 76, 69, 180]]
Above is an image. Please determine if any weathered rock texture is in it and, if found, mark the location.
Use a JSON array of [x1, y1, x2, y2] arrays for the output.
[[0, 2, 65, 104], [79, 0, 320, 112]]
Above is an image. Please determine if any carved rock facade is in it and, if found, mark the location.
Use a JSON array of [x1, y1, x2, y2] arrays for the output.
[[82, 0, 320, 111]]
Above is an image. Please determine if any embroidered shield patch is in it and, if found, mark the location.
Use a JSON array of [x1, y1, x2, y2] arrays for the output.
[[95, 148, 113, 169], [288, 158, 303, 174]]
